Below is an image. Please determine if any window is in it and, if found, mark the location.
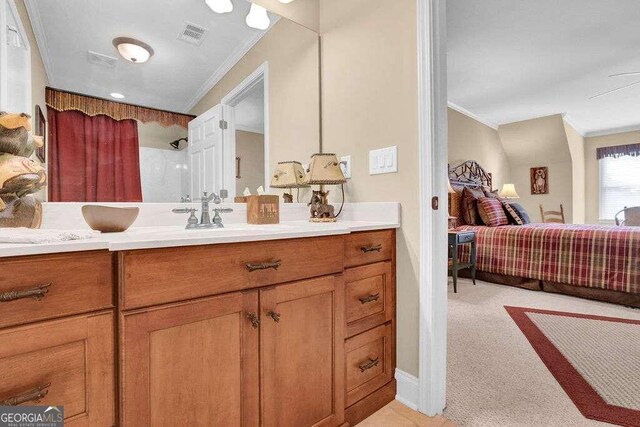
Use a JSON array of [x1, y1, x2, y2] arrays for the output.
[[599, 155, 640, 221]]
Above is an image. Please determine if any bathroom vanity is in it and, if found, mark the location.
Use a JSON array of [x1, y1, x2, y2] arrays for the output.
[[0, 219, 397, 426]]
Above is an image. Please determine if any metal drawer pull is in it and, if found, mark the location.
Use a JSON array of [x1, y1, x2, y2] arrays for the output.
[[359, 357, 380, 372], [267, 311, 281, 323], [0, 283, 51, 303], [246, 260, 282, 272], [360, 244, 382, 253], [359, 293, 380, 304], [247, 312, 260, 329], [1, 383, 51, 406]]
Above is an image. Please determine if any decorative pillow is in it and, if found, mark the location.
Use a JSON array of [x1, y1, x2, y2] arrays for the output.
[[477, 197, 509, 227], [503, 202, 530, 225], [461, 187, 485, 225], [483, 188, 501, 199]]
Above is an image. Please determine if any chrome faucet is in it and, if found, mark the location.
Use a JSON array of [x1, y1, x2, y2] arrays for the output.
[[172, 190, 232, 229]]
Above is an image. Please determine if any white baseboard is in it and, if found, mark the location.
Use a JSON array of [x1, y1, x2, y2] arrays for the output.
[[395, 369, 419, 410]]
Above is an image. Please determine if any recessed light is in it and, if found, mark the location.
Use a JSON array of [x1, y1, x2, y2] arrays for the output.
[[246, 4, 270, 30], [112, 37, 154, 64], [205, 0, 233, 13], [110, 92, 125, 99]]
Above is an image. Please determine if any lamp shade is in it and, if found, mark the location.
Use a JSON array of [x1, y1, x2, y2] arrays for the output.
[[270, 161, 309, 188], [499, 183, 520, 199], [304, 153, 347, 185]]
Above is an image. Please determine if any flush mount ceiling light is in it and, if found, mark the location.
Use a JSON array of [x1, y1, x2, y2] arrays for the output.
[[112, 37, 154, 64], [110, 92, 125, 99], [278, 0, 296, 3], [205, 0, 233, 13], [246, 3, 270, 30]]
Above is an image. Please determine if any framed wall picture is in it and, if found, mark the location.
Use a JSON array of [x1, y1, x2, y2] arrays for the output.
[[35, 105, 46, 163], [530, 166, 548, 194]]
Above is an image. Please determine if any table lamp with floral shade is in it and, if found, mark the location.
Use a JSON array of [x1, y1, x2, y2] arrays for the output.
[[270, 161, 309, 203], [304, 153, 347, 222]]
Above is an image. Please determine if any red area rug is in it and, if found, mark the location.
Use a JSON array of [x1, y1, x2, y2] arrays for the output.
[[505, 306, 640, 427]]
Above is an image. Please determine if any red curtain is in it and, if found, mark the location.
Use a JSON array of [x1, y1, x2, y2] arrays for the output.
[[48, 108, 143, 202]]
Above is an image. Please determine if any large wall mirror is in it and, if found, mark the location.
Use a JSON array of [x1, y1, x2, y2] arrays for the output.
[[3, 0, 320, 203]]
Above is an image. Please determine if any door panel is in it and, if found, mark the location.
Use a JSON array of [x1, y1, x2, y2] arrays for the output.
[[120, 291, 259, 427], [0, 312, 115, 427], [188, 105, 223, 198], [260, 275, 345, 427]]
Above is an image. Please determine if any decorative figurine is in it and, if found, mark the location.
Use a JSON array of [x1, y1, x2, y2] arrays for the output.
[[0, 112, 46, 228], [308, 190, 336, 222]]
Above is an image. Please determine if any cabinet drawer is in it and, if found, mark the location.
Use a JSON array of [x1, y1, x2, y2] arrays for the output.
[[345, 323, 394, 407], [456, 232, 475, 244], [345, 262, 395, 338], [121, 235, 344, 309], [0, 312, 115, 426], [0, 251, 114, 329], [345, 230, 394, 268]]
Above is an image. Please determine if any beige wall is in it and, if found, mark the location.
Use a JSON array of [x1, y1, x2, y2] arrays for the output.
[[563, 121, 586, 223], [320, 0, 419, 376], [15, 0, 48, 120], [236, 130, 265, 194], [498, 115, 573, 223], [137, 122, 187, 150], [252, 0, 319, 32], [448, 108, 510, 190], [584, 130, 640, 224], [190, 18, 319, 201]]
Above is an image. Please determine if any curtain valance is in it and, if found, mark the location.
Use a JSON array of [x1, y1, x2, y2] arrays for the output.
[[596, 143, 640, 160], [46, 87, 194, 128]]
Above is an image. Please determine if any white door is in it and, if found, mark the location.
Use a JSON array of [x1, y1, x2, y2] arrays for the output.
[[0, 0, 31, 113], [187, 104, 235, 200]]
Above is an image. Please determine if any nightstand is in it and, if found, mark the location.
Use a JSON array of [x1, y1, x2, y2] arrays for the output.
[[448, 230, 476, 293]]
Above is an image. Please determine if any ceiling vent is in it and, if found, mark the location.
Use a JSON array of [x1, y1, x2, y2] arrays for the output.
[[87, 51, 117, 68], [177, 22, 207, 46]]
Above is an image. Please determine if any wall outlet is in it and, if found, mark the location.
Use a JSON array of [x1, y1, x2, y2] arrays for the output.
[[340, 155, 351, 179], [369, 146, 398, 175]]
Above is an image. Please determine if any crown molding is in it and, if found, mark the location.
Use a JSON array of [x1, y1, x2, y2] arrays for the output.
[[447, 101, 498, 130], [23, 0, 55, 86], [181, 16, 280, 113], [583, 122, 640, 138]]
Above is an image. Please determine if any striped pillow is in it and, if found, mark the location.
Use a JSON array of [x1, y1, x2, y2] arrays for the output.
[[503, 202, 530, 225], [477, 197, 509, 227]]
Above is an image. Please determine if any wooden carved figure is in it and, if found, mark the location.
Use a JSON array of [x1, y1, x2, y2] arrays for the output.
[[0, 112, 46, 228]]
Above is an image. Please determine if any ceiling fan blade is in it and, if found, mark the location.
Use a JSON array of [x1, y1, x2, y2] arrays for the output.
[[590, 79, 640, 100], [609, 71, 640, 77]]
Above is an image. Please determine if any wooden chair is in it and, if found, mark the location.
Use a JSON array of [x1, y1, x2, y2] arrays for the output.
[[539, 204, 565, 224], [614, 206, 640, 226]]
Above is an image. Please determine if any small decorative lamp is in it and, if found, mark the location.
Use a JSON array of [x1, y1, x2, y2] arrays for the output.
[[270, 161, 309, 203], [447, 179, 457, 229], [304, 153, 347, 222], [499, 183, 520, 199]]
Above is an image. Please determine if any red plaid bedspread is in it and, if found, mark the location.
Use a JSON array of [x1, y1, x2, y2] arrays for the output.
[[456, 224, 640, 294]]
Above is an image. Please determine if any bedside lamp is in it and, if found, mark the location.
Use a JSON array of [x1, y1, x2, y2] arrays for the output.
[[304, 153, 347, 222], [270, 161, 309, 203], [499, 183, 520, 199], [447, 179, 457, 229]]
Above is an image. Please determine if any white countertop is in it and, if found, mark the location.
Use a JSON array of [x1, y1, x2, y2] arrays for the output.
[[0, 218, 400, 258]]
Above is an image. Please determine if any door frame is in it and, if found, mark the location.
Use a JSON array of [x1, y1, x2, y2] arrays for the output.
[[417, 0, 448, 416], [221, 62, 270, 192]]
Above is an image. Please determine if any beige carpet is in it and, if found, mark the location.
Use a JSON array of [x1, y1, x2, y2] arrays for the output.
[[444, 279, 640, 427]]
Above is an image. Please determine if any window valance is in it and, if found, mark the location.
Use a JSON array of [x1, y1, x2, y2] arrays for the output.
[[596, 143, 640, 160], [45, 87, 195, 128]]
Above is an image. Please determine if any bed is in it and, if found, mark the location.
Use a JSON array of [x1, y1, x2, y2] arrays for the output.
[[449, 161, 640, 307]]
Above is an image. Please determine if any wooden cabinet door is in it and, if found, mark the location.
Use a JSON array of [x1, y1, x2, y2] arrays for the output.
[[260, 275, 345, 427], [120, 291, 259, 427], [0, 312, 115, 427]]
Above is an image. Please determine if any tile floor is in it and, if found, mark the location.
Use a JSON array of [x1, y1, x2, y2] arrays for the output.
[[357, 400, 457, 426]]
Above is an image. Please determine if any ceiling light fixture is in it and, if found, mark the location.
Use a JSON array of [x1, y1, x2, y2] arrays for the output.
[[278, 0, 296, 3], [112, 37, 154, 64], [205, 0, 233, 13], [110, 92, 125, 99], [246, 3, 270, 30]]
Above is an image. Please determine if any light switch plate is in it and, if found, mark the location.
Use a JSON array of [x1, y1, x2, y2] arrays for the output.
[[340, 155, 351, 179], [369, 146, 398, 175]]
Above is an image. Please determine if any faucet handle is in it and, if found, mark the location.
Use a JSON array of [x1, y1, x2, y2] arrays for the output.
[[219, 189, 228, 202], [172, 208, 197, 214]]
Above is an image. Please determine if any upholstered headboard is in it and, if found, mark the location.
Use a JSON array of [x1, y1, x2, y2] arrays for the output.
[[448, 161, 493, 224]]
